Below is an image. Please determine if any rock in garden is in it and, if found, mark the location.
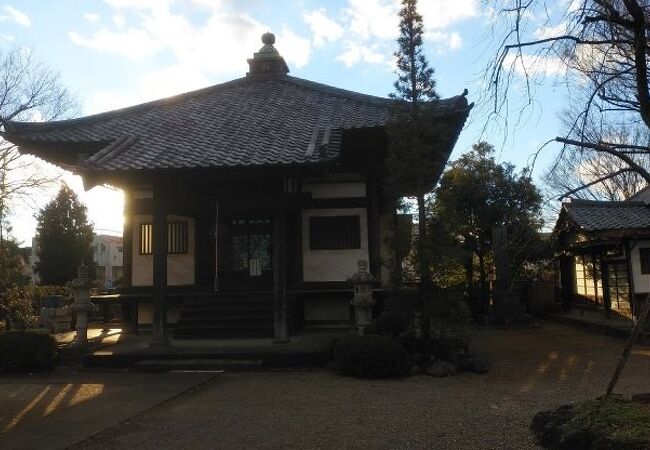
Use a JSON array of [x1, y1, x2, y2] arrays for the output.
[[457, 354, 490, 374], [426, 360, 457, 377]]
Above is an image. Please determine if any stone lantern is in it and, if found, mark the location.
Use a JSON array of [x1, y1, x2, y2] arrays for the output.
[[349, 259, 375, 336], [71, 263, 93, 347]]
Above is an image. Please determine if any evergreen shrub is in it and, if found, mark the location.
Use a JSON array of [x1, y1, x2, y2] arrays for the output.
[[0, 331, 58, 372], [375, 310, 411, 338]]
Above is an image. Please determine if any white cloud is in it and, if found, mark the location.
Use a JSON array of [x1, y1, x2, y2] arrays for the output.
[[419, 0, 479, 31], [2, 34, 14, 42], [69, 1, 312, 76], [277, 26, 311, 68], [103, 0, 166, 11], [337, 42, 387, 68], [344, 0, 398, 40], [84, 13, 101, 24], [335, 0, 477, 67], [68, 28, 163, 60], [426, 31, 463, 51], [112, 13, 126, 27], [303, 8, 344, 48], [1, 5, 30, 26], [534, 23, 567, 40], [502, 52, 566, 77]]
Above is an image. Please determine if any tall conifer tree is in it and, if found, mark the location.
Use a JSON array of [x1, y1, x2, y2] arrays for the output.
[[35, 184, 94, 285], [388, 0, 439, 291]]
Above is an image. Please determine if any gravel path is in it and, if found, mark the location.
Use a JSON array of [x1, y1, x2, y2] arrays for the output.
[[72, 323, 650, 450]]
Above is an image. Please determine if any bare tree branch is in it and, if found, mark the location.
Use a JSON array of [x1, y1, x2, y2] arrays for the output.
[[0, 47, 78, 240], [556, 136, 650, 182]]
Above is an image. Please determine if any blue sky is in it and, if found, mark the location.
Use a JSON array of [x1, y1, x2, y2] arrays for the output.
[[4, 0, 571, 244]]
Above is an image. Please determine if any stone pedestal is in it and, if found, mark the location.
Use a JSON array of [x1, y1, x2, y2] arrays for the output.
[[71, 264, 93, 348], [349, 260, 376, 336]]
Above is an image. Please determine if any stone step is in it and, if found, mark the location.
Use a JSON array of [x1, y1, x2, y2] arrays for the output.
[[184, 297, 273, 305], [177, 316, 272, 325], [134, 358, 263, 373], [174, 326, 274, 339], [180, 305, 274, 314], [175, 291, 275, 339]]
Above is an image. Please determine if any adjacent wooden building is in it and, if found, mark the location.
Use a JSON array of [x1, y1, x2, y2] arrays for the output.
[[555, 199, 650, 320], [4, 33, 471, 343]]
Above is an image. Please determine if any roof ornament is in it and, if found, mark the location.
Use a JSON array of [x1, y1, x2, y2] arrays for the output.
[[247, 31, 289, 77], [262, 31, 275, 46]]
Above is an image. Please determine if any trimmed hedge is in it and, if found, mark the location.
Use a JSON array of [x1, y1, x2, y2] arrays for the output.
[[331, 334, 412, 378], [0, 331, 58, 372], [375, 310, 411, 338]]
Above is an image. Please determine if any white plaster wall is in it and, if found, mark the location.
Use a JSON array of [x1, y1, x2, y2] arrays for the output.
[[302, 208, 369, 282], [132, 214, 195, 286], [304, 297, 350, 322], [302, 182, 366, 198], [631, 240, 650, 293]]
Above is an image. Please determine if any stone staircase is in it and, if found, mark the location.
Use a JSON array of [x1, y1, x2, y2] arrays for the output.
[[174, 291, 274, 339]]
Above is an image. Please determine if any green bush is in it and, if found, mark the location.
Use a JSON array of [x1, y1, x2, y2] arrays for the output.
[[426, 289, 471, 338], [0, 285, 70, 330], [0, 331, 58, 372], [331, 334, 412, 378], [0, 287, 37, 329], [375, 310, 411, 338], [398, 333, 470, 364], [383, 288, 422, 312]]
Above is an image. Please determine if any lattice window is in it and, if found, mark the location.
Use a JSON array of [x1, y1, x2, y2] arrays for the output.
[[139, 222, 188, 255], [139, 223, 153, 255], [167, 222, 188, 254], [309, 215, 361, 250]]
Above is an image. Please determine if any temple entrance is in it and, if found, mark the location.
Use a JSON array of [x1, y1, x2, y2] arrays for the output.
[[219, 217, 273, 291]]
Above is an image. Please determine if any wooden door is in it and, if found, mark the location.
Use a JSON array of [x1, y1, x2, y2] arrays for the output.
[[220, 217, 273, 291]]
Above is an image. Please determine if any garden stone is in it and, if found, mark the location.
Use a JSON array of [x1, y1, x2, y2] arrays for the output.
[[457, 354, 490, 374], [426, 360, 457, 377]]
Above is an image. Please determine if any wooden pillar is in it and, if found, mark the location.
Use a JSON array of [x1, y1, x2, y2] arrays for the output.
[[121, 189, 135, 332], [601, 254, 612, 318], [559, 254, 575, 311], [591, 253, 600, 306], [214, 199, 219, 292], [367, 175, 381, 281], [123, 189, 133, 288], [625, 240, 637, 319], [151, 183, 169, 346], [273, 196, 288, 343]]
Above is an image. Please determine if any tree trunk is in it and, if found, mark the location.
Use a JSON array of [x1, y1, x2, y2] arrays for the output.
[[605, 294, 650, 398], [478, 249, 488, 314], [417, 193, 431, 293]]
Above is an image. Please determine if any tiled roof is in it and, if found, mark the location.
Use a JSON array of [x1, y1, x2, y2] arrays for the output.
[[563, 199, 650, 231], [4, 75, 471, 171]]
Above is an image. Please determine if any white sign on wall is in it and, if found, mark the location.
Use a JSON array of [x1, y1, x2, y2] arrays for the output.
[[249, 258, 262, 277]]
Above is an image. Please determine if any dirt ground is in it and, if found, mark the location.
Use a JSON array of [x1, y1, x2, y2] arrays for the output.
[[60, 322, 650, 450]]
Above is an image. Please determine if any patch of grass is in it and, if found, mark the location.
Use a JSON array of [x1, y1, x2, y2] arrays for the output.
[[532, 396, 650, 449]]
